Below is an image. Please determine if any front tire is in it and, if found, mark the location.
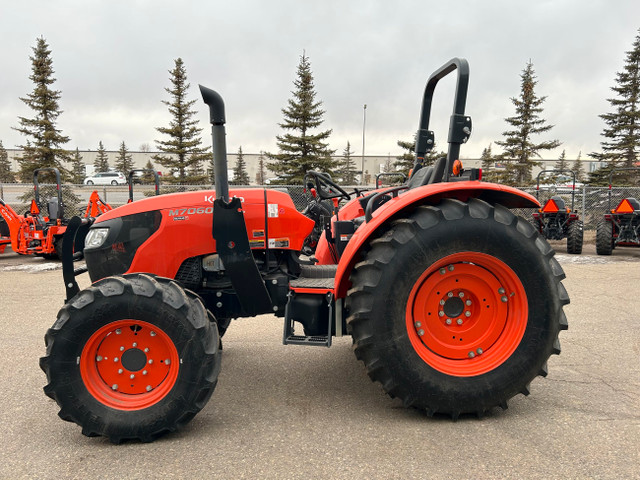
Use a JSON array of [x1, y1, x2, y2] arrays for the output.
[[566, 220, 583, 254], [346, 199, 569, 417], [40, 274, 221, 443]]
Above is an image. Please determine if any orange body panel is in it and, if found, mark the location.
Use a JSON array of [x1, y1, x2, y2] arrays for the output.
[[316, 181, 539, 298], [92, 188, 315, 279]]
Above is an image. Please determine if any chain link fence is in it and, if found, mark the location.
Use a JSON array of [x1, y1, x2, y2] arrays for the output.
[[2, 182, 640, 232]]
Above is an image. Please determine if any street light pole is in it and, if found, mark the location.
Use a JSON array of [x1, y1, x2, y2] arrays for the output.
[[361, 104, 367, 185]]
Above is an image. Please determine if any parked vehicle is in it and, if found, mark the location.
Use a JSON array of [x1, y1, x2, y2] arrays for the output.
[[84, 171, 127, 186], [596, 168, 640, 255], [41, 58, 569, 443], [532, 169, 583, 254], [0, 168, 111, 258]]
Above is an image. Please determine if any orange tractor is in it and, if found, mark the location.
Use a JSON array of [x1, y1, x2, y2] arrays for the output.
[[0, 168, 111, 258], [41, 58, 569, 443]]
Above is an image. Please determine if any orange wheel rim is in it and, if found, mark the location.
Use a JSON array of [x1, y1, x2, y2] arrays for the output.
[[80, 320, 179, 410], [406, 252, 528, 377]]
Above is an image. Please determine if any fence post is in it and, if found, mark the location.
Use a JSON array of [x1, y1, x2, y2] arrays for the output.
[[582, 184, 587, 217], [0, 182, 3, 201], [103, 186, 108, 203]]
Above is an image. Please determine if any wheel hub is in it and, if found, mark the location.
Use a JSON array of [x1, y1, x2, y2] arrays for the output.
[[121, 348, 147, 372], [406, 252, 528, 377], [80, 320, 179, 410]]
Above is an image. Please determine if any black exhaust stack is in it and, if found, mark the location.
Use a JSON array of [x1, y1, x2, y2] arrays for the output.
[[198, 84, 273, 316], [199, 85, 229, 202]]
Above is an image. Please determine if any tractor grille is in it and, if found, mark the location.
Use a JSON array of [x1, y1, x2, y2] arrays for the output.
[[175, 257, 202, 290]]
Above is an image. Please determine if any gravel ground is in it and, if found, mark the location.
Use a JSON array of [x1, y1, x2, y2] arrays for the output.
[[0, 243, 638, 480]]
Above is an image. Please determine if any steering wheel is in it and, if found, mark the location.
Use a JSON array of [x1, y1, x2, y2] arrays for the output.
[[304, 171, 351, 202]]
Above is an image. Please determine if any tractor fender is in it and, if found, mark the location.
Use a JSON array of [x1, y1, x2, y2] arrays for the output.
[[333, 181, 539, 298]]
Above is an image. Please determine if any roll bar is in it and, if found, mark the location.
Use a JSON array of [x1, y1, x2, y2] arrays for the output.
[[413, 58, 472, 182]]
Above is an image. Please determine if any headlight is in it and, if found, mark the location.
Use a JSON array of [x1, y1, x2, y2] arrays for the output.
[[85, 227, 110, 248]]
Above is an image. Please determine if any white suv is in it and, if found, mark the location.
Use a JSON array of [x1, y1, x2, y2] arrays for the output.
[[84, 172, 127, 185]]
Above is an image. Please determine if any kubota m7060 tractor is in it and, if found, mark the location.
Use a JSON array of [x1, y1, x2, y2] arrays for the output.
[[40, 58, 569, 443]]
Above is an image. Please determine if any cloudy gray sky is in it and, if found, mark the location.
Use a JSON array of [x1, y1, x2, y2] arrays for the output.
[[1, 1, 638, 161]]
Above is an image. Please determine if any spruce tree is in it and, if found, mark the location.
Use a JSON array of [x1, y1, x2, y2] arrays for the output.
[[13, 37, 71, 182], [267, 53, 336, 183], [153, 58, 211, 184], [394, 137, 445, 176], [339, 141, 357, 184], [0, 141, 16, 183], [115, 141, 134, 175], [94, 141, 110, 173], [496, 61, 561, 185], [255, 152, 267, 185], [590, 28, 640, 184], [571, 151, 585, 183], [480, 143, 499, 182], [231, 146, 250, 185], [555, 150, 568, 175], [142, 159, 157, 184], [70, 148, 85, 183]]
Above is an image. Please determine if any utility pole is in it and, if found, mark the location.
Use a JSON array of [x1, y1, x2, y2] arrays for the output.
[[361, 104, 367, 185]]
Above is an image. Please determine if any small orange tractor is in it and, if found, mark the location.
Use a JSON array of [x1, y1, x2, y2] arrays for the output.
[[532, 169, 583, 254], [0, 168, 111, 258]]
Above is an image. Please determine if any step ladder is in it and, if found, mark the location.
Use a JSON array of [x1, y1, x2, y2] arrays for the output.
[[283, 265, 337, 347]]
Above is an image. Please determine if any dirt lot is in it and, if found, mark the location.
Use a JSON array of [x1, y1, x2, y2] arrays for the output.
[[0, 242, 638, 480]]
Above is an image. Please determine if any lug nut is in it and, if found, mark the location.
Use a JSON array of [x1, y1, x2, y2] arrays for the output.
[[445, 319, 452, 325], [417, 329, 424, 336], [142, 370, 148, 375], [150, 331, 156, 337], [477, 348, 483, 355], [498, 287, 505, 294], [112, 384, 118, 390], [415, 321, 422, 328], [113, 357, 119, 362], [466, 300, 472, 306], [118, 369, 123, 374], [439, 268, 446, 275], [146, 385, 153, 392], [144, 348, 149, 353], [447, 292, 454, 298], [468, 351, 475, 358], [132, 342, 137, 348], [501, 296, 508, 303], [457, 319, 463, 325], [165, 359, 171, 365], [439, 299, 445, 305], [130, 374, 135, 379], [458, 292, 464, 298], [120, 346, 125, 351], [438, 311, 445, 317], [115, 329, 121, 335], [148, 359, 154, 365], [465, 311, 471, 317], [448, 265, 454, 271], [96, 356, 103, 362]]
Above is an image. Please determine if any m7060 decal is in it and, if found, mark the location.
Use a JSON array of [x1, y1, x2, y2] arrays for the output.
[[168, 206, 214, 216]]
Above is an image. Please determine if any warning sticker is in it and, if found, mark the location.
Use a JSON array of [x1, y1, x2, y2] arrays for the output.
[[268, 238, 290, 248], [249, 239, 265, 248], [268, 204, 279, 218], [252, 229, 265, 238]]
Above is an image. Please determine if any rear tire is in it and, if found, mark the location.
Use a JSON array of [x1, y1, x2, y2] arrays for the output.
[[346, 199, 569, 417], [596, 221, 613, 255], [566, 220, 583, 254], [40, 274, 221, 443]]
